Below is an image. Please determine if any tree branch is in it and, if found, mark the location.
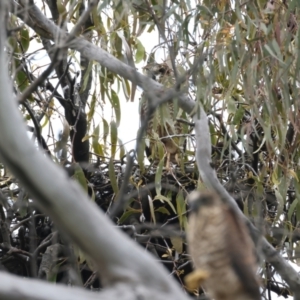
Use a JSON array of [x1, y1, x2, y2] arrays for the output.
[[0, 1, 190, 299], [0, 270, 166, 300], [9, 0, 300, 296]]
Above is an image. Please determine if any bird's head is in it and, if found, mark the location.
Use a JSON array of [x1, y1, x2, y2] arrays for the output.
[[143, 62, 172, 81], [188, 191, 219, 213]]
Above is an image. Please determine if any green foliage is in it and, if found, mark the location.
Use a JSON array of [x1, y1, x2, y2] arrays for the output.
[[72, 163, 88, 193], [3, 0, 300, 295], [110, 120, 118, 158]]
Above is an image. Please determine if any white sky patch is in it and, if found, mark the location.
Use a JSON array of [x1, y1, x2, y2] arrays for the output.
[[100, 26, 169, 154]]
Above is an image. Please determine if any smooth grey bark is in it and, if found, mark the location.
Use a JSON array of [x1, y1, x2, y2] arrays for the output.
[[0, 1, 191, 300], [5, 0, 300, 298], [0, 271, 163, 300]]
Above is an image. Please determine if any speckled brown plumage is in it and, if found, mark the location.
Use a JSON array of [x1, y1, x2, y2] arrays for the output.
[[186, 191, 261, 300], [140, 62, 185, 166]]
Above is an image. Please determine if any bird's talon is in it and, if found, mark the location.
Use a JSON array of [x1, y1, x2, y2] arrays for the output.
[[184, 269, 209, 291]]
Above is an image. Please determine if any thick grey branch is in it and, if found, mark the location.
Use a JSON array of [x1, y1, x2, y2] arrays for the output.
[[13, 0, 194, 113], [9, 0, 300, 296], [0, 271, 169, 300], [0, 1, 190, 299]]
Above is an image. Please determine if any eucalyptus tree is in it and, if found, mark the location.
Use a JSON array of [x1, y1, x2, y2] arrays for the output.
[[0, 0, 300, 299]]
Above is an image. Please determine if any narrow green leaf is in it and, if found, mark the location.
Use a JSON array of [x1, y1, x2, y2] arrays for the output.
[[81, 61, 93, 92], [110, 89, 121, 127], [118, 208, 141, 224], [118, 138, 125, 160], [121, 77, 131, 101], [197, 5, 214, 17], [40, 115, 49, 129], [109, 158, 119, 194], [99, 67, 106, 103], [148, 195, 156, 224], [72, 163, 88, 193], [20, 27, 30, 52], [87, 92, 97, 132], [264, 44, 285, 64], [297, 201, 300, 224], [110, 121, 118, 159], [56, 0, 67, 18], [232, 106, 244, 125], [18, 195, 29, 218], [102, 118, 109, 144], [155, 207, 170, 215], [155, 158, 164, 195], [92, 125, 104, 156], [16, 69, 28, 91], [135, 39, 145, 63], [176, 190, 187, 230], [154, 194, 176, 214], [170, 236, 183, 254]]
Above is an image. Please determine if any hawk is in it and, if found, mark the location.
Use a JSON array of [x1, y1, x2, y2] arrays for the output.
[[140, 62, 186, 168], [185, 191, 261, 300]]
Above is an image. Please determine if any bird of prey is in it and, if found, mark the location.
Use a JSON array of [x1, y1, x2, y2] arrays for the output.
[[185, 191, 261, 300], [139, 62, 186, 168]]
